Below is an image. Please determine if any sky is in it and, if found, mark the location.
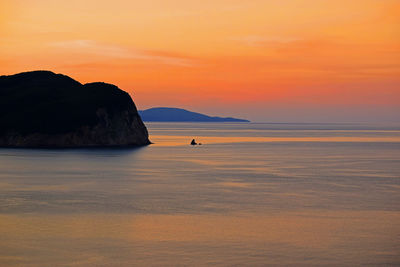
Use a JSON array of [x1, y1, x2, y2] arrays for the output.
[[1, 0, 399, 122]]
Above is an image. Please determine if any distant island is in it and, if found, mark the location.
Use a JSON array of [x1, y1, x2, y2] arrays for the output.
[[0, 71, 150, 147], [139, 107, 250, 122]]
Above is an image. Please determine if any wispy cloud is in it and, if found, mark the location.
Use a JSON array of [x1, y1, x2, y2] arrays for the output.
[[50, 40, 194, 66], [233, 35, 301, 46]]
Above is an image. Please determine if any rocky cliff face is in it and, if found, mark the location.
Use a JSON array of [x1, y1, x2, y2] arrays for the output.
[[0, 71, 150, 147]]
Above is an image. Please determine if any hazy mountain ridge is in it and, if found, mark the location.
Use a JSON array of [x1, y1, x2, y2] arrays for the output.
[[139, 107, 250, 122]]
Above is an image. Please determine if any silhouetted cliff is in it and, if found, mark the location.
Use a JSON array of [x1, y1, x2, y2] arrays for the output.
[[0, 71, 150, 147]]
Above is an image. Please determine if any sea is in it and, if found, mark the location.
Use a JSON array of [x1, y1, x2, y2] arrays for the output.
[[0, 122, 399, 266]]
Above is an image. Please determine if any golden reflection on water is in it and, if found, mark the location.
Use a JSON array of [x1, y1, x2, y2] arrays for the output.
[[217, 181, 253, 188], [0, 211, 399, 266], [150, 135, 400, 146]]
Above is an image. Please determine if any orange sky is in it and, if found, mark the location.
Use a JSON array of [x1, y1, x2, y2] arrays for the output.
[[1, 0, 399, 122]]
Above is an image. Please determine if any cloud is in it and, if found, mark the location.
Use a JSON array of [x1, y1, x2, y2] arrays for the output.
[[50, 40, 194, 66]]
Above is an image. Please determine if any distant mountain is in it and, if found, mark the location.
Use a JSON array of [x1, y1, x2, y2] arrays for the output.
[[139, 107, 250, 122]]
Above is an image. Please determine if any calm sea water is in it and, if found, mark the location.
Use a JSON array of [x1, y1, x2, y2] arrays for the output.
[[0, 122, 399, 266]]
